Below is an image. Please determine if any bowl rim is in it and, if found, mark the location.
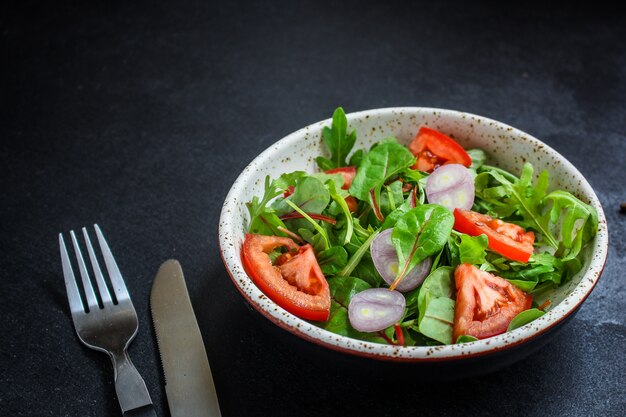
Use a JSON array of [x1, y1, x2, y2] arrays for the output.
[[218, 107, 609, 362]]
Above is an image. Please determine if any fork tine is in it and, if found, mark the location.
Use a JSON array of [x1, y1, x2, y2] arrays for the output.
[[59, 234, 86, 315], [94, 224, 130, 302], [70, 230, 100, 310], [82, 227, 113, 306]]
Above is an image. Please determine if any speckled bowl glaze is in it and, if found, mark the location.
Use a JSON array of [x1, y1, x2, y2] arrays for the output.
[[218, 108, 608, 371]]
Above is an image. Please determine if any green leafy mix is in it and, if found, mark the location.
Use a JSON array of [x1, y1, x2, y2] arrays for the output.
[[476, 163, 597, 259], [244, 107, 598, 347]]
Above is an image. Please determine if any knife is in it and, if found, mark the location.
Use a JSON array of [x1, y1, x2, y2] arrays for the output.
[[150, 259, 222, 417]]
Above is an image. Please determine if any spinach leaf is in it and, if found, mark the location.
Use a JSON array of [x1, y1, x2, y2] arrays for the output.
[[456, 335, 479, 344], [507, 308, 545, 331], [401, 167, 426, 183], [390, 205, 454, 289], [298, 228, 328, 253], [310, 172, 345, 192], [315, 107, 357, 170], [380, 200, 412, 230], [328, 275, 371, 305], [272, 176, 330, 216], [352, 254, 383, 287], [458, 234, 489, 265], [445, 235, 461, 268], [317, 246, 348, 275], [417, 266, 455, 345], [349, 139, 415, 220]]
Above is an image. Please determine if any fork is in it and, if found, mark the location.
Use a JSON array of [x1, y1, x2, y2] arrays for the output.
[[59, 224, 157, 417]]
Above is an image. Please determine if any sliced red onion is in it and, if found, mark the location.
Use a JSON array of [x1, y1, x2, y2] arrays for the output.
[[425, 164, 474, 211], [348, 288, 406, 332], [371, 228, 432, 292]]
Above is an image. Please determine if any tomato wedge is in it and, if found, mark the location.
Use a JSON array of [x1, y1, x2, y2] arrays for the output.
[[408, 126, 472, 172], [325, 166, 357, 190], [241, 234, 330, 321], [453, 209, 535, 263], [453, 264, 532, 341]]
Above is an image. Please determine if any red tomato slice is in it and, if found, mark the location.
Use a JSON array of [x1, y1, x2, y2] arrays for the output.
[[453, 264, 532, 341], [408, 126, 472, 172], [325, 166, 357, 190], [241, 234, 330, 321], [453, 209, 535, 263]]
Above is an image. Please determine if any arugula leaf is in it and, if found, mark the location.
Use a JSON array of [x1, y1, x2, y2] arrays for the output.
[[248, 212, 287, 236], [349, 139, 415, 220], [390, 205, 454, 290], [507, 308, 545, 331], [458, 234, 489, 265], [417, 266, 455, 345], [485, 163, 558, 248], [541, 190, 598, 260], [272, 171, 308, 191], [348, 149, 365, 167], [246, 175, 291, 236], [316, 107, 357, 170]]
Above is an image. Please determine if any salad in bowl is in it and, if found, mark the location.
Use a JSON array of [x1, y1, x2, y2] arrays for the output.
[[219, 107, 607, 364]]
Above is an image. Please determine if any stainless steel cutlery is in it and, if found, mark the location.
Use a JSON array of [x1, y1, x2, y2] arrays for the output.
[[151, 259, 222, 417], [59, 225, 156, 417]]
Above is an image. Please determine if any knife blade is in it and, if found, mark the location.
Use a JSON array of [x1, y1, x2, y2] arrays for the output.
[[150, 259, 222, 417]]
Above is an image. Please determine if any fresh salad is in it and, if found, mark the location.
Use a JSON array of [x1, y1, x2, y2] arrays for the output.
[[242, 108, 598, 346]]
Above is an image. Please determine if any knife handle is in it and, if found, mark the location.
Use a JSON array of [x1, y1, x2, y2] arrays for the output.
[[111, 350, 156, 416], [123, 404, 157, 417]]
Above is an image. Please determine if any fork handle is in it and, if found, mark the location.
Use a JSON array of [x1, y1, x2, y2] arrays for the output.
[[111, 350, 156, 416]]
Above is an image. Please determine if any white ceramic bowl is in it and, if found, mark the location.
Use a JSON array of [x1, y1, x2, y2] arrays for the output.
[[218, 107, 608, 364]]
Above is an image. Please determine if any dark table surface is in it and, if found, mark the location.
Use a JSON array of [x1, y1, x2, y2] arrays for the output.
[[2, 2, 625, 416]]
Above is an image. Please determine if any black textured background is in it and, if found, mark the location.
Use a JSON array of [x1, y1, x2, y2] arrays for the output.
[[1, 2, 625, 416]]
